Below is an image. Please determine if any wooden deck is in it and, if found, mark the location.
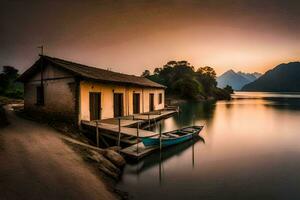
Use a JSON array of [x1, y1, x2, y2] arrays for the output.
[[81, 108, 179, 155], [97, 110, 178, 127], [81, 120, 159, 138], [120, 142, 159, 159], [133, 110, 177, 121], [99, 118, 143, 127]]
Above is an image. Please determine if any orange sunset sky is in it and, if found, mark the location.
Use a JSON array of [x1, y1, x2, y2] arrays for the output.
[[1, 0, 299, 76]]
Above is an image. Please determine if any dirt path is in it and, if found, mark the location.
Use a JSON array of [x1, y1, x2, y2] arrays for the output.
[[0, 105, 117, 200]]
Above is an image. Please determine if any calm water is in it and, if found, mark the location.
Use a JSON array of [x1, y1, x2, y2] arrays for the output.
[[117, 92, 300, 200]]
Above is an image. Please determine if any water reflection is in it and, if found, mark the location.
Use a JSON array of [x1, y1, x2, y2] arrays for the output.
[[150, 101, 216, 134], [117, 92, 300, 200], [125, 136, 205, 175]]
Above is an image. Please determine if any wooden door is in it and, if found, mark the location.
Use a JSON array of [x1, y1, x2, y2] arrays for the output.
[[89, 92, 101, 121], [149, 93, 154, 112], [114, 93, 124, 117], [133, 93, 140, 114]]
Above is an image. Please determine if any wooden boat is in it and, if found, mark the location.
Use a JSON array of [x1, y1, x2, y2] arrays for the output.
[[142, 125, 204, 147]]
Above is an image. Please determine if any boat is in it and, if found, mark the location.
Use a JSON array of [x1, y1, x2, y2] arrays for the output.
[[142, 125, 204, 147]]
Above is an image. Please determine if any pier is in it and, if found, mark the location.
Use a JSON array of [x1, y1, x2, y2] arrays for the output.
[[120, 142, 159, 159], [81, 108, 179, 158]]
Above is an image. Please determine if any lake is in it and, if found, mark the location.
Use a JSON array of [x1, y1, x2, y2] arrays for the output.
[[117, 92, 300, 200]]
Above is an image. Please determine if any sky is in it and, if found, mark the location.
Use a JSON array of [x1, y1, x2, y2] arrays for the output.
[[0, 0, 299, 76]]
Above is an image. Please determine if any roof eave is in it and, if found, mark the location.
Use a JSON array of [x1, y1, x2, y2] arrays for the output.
[[79, 77, 166, 89]]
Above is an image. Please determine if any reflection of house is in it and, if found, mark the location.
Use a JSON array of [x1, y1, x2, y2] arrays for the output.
[[18, 55, 166, 124]]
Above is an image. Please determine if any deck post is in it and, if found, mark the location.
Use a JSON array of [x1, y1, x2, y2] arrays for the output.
[[96, 121, 99, 147], [193, 115, 195, 126], [192, 142, 195, 168], [117, 117, 121, 147], [148, 114, 150, 130], [136, 122, 139, 155], [159, 122, 162, 151]]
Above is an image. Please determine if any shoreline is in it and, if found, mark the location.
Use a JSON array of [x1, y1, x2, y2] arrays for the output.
[[63, 139, 129, 200], [1, 100, 128, 200], [165, 95, 230, 106], [1, 104, 123, 200], [18, 110, 128, 200]]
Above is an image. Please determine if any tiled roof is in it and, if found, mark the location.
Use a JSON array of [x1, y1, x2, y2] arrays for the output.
[[18, 55, 166, 88]]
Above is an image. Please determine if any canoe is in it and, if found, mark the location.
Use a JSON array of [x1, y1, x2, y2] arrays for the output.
[[142, 125, 204, 147]]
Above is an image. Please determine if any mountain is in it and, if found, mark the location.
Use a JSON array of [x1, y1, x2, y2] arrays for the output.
[[237, 71, 261, 82], [242, 62, 300, 92], [217, 70, 261, 90], [252, 72, 262, 79]]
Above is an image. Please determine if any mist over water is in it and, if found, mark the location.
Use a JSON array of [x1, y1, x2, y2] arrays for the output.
[[117, 92, 300, 200]]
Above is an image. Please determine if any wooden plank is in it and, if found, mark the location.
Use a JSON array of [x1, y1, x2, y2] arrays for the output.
[[81, 120, 158, 138], [99, 118, 143, 127], [133, 110, 176, 120], [121, 142, 159, 158], [100, 132, 138, 145]]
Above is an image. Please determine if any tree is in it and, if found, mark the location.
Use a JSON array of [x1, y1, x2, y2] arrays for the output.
[[141, 70, 150, 77], [223, 85, 234, 94], [141, 60, 231, 100], [196, 66, 217, 94], [172, 78, 201, 99], [153, 68, 162, 75], [3, 66, 18, 79], [0, 73, 9, 94], [0, 66, 23, 98], [197, 66, 216, 79]]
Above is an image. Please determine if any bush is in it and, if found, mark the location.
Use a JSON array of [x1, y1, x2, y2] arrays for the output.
[[172, 79, 202, 99], [0, 66, 23, 99], [223, 85, 234, 94], [212, 87, 231, 100]]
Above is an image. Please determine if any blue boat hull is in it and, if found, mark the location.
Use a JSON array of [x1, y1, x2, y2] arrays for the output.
[[142, 133, 194, 147], [142, 126, 203, 147]]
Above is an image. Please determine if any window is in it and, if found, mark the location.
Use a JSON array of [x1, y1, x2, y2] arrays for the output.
[[36, 85, 44, 105], [159, 93, 163, 104]]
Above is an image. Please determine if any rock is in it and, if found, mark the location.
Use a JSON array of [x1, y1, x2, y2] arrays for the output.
[[107, 146, 122, 152], [98, 165, 119, 179], [103, 149, 126, 167], [88, 150, 120, 175]]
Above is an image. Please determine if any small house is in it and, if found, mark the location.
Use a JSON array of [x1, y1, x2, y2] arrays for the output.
[[18, 55, 166, 124]]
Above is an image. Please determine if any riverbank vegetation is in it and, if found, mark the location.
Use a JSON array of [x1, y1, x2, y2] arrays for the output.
[[0, 96, 23, 127], [0, 66, 23, 99], [142, 61, 232, 101]]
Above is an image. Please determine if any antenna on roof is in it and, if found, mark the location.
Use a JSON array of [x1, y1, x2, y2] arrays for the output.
[[37, 45, 44, 105], [37, 45, 44, 56]]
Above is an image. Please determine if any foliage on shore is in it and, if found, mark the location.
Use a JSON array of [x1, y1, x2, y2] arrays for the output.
[[0, 66, 23, 99], [0, 105, 8, 127], [142, 61, 232, 101]]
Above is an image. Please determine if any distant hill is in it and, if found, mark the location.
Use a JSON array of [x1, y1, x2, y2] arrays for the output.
[[217, 70, 261, 90], [242, 62, 300, 92], [252, 72, 263, 79], [237, 71, 260, 82]]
